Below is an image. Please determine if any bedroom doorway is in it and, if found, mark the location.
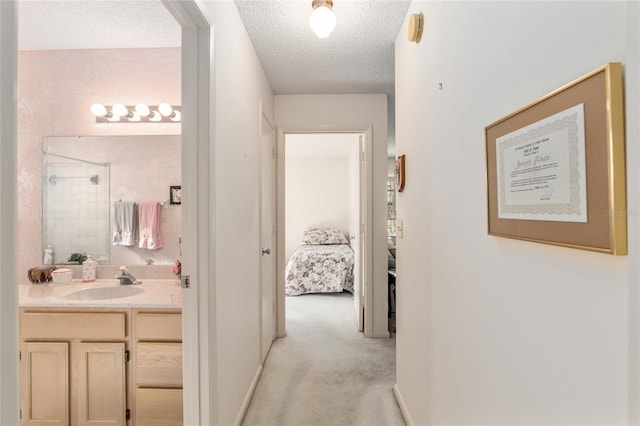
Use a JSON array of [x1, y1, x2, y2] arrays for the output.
[[279, 131, 370, 334]]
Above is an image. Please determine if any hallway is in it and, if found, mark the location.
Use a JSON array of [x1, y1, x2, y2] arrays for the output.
[[242, 292, 404, 426]]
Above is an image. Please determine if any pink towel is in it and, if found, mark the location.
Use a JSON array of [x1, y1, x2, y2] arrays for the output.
[[138, 201, 163, 250]]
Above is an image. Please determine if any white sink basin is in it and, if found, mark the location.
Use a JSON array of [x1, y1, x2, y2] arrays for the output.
[[62, 285, 144, 301]]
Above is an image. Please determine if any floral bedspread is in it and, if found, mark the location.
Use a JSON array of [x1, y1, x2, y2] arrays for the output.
[[285, 244, 355, 296]]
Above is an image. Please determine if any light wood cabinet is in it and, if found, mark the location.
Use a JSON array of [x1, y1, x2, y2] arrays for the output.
[[20, 309, 129, 426], [77, 343, 127, 426], [20, 342, 69, 426], [134, 313, 182, 341], [20, 308, 182, 426], [136, 343, 183, 387], [21, 312, 126, 340], [135, 389, 183, 426], [133, 310, 183, 426]]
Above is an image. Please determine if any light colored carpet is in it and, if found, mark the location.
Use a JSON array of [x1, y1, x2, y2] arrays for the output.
[[241, 292, 405, 426]]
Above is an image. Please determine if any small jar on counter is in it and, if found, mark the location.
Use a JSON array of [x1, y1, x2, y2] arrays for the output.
[[82, 255, 97, 282]]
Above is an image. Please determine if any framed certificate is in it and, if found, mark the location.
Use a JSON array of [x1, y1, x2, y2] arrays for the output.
[[485, 63, 626, 254]]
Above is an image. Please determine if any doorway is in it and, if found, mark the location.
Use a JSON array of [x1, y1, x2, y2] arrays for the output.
[[276, 128, 374, 338], [1, 1, 214, 424]]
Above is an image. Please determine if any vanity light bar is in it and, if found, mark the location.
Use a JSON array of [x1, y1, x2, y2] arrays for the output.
[[91, 103, 181, 123]]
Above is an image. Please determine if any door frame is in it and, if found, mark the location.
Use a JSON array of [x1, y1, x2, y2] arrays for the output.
[[162, 1, 215, 424], [276, 126, 374, 337], [0, 1, 216, 424], [0, 1, 19, 423], [258, 103, 276, 362]]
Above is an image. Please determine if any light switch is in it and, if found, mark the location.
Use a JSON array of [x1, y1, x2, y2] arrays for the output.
[[396, 219, 403, 239]]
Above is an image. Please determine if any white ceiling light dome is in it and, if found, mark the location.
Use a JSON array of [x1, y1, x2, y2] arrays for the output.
[[309, 0, 336, 39]]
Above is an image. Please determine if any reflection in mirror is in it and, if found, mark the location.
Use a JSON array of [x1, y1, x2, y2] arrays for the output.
[[42, 136, 181, 266], [43, 151, 110, 264]]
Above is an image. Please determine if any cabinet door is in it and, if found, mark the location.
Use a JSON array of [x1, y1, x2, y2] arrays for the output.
[[77, 343, 126, 426], [21, 342, 69, 426], [136, 388, 183, 426]]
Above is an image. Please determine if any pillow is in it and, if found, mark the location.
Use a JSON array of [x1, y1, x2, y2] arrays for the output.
[[302, 228, 349, 245]]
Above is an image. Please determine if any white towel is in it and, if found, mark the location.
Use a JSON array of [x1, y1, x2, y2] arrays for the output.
[[113, 201, 137, 246], [138, 201, 163, 250]]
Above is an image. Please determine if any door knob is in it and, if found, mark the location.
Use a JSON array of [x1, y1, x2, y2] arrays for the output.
[[261, 248, 271, 255]]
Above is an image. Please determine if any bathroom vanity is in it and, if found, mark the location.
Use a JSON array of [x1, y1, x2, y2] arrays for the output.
[[19, 279, 182, 426]]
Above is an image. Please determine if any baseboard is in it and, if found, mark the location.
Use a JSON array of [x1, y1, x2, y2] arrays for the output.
[[393, 383, 415, 426], [367, 325, 390, 338], [233, 364, 263, 426], [369, 330, 390, 338]]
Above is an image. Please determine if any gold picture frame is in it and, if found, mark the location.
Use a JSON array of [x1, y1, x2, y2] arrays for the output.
[[485, 63, 626, 254], [394, 155, 406, 192]]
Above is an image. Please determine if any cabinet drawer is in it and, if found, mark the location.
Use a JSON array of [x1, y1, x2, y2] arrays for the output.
[[135, 313, 182, 341], [136, 388, 183, 426], [136, 342, 183, 387], [21, 312, 126, 340]]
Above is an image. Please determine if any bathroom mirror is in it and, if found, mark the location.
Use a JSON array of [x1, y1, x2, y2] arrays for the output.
[[42, 135, 181, 266]]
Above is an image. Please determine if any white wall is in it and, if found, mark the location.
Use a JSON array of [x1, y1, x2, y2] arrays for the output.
[[625, 4, 640, 423], [275, 94, 389, 337], [285, 157, 351, 261], [194, 2, 274, 425], [394, 1, 638, 425]]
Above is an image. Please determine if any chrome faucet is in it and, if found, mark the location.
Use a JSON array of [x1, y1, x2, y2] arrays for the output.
[[116, 266, 141, 285]]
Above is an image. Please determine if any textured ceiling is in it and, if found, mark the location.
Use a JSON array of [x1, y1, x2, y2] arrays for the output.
[[18, 0, 406, 153], [18, 0, 408, 97], [18, 0, 181, 51], [235, 0, 410, 96]]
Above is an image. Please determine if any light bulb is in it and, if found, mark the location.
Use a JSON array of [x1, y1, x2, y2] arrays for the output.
[[309, 6, 336, 38], [158, 103, 174, 117], [135, 103, 150, 117], [112, 103, 128, 117], [149, 111, 162, 122], [170, 110, 181, 122], [90, 103, 108, 117], [128, 112, 141, 122]]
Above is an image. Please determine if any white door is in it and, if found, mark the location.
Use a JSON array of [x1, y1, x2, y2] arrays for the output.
[[259, 113, 276, 363], [352, 135, 365, 331]]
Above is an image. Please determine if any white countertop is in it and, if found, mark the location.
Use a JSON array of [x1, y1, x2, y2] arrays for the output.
[[19, 279, 182, 309]]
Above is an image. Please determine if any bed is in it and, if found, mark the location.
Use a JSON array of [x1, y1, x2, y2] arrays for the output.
[[285, 228, 355, 296]]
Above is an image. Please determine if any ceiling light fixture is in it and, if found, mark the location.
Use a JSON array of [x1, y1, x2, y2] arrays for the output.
[[309, 0, 336, 39], [90, 103, 181, 123]]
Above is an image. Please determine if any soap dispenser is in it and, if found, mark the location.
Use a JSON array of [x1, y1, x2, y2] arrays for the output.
[[43, 245, 53, 265], [82, 255, 96, 282]]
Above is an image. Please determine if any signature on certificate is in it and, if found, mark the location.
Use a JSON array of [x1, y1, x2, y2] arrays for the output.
[[539, 187, 554, 201]]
